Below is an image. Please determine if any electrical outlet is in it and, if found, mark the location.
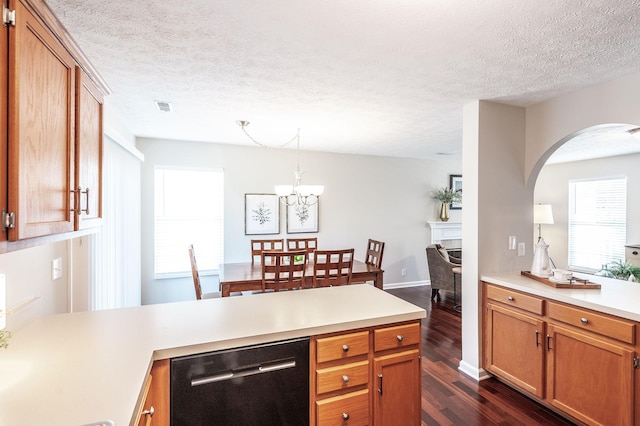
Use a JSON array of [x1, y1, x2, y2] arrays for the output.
[[517, 243, 526, 256], [401, 268, 407, 277], [52, 258, 62, 280], [509, 236, 516, 250]]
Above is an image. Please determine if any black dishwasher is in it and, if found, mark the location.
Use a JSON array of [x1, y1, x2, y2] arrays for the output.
[[171, 337, 309, 426]]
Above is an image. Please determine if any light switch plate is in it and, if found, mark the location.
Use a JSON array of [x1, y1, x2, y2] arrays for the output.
[[517, 243, 526, 256], [509, 236, 516, 250], [52, 258, 62, 280]]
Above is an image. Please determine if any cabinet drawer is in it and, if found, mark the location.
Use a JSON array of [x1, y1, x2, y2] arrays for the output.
[[486, 284, 544, 315], [316, 389, 369, 426], [316, 331, 369, 363], [548, 302, 635, 345], [374, 322, 420, 352], [317, 360, 369, 395]]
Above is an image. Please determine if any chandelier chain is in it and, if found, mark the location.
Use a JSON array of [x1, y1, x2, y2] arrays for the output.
[[238, 121, 298, 149]]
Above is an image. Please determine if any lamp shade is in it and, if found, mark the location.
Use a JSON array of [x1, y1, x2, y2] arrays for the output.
[[533, 204, 554, 225]]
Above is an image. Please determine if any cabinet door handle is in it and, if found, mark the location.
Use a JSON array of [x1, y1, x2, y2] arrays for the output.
[[342, 412, 350, 420], [378, 373, 383, 395], [580, 317, 588, 325], [81, 187, 90, 215], [342, 375, 349, 383], [546, 335, 552, 352], [507, 296, 514, 302], [70, 186, 81, 213], [396, 335, 404, 342], [342, 344, 349, 352], [142, 406, 154, 426], [535, 330, 540, 347]]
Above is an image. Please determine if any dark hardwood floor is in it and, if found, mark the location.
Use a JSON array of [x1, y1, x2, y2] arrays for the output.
[[386, 286, 576, 426]]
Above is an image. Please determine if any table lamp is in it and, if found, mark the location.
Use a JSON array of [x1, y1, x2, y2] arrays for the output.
[[534, 204, 554, 241]]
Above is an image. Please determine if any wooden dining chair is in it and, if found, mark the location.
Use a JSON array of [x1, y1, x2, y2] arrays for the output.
[[261, 250, 308, 292], [365, 238, 385, 269], [251, 239, 284, 264], [313, 248, 354, 288], [286, 237, 318, 260], [188, 244, 221, 300]]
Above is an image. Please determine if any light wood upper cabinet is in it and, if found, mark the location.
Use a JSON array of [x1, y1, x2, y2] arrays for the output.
[[7, 0, 75, 240], [75, 67, 103, 229]]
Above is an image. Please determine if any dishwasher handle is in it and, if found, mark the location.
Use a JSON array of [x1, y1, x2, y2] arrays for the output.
[[191, 358, 296, 387]]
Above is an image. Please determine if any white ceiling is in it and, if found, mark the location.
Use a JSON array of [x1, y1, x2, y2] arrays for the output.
[[46, 0, 640, 161]]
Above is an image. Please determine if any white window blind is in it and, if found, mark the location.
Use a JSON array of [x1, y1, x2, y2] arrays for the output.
[[154, 167, 224, 278], [568, 177, 626, 271]]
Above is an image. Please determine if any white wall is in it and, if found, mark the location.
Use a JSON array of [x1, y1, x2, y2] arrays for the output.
[[137, 137, 461, 304], [534, 152, 640, 269], [0, 240, 71, 331]]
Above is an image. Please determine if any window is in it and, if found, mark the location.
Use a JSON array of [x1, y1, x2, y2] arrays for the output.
[[568, 176, 626, 272], [154, 167, 224, 278]]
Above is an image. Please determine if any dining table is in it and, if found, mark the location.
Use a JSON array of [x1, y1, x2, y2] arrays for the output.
[[219, 260, 384, 297]]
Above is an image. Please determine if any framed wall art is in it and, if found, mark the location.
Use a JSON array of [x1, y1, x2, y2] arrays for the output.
[[245, 193, 280, 235], [286, 201, 319, 233], [449, 174, 462, 210]]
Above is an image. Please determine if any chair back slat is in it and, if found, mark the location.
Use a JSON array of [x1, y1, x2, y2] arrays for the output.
[[261, 250, 308, 292], [365, 239, 385, 269], [188, 244, 203, 300], [313, 248, 354, 288], [286, 238, 318, 260], [251, 239, 284, 264]]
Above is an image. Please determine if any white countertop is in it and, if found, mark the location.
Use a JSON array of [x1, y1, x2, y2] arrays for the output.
[[482, 271, 640, 322], [0, 284, 425, 426]]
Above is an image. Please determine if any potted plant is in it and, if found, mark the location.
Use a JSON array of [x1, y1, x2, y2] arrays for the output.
[[433, 187, 462, 222], [608, 260, 640, 282]]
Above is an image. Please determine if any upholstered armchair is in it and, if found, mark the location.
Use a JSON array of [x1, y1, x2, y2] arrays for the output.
[[426, 244, 462, 300]]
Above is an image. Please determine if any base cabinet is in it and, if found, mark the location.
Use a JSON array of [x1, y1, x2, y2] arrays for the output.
[[136, 360, 169, 426], [373, 349, 420, 426], [485, 303, 545, 398], [311, 321, 422, 426], [547, 324, 634, 425], [483, 282, 638, 426]]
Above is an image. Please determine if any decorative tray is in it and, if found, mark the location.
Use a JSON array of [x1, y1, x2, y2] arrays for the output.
[[520, 271, 601, 289]]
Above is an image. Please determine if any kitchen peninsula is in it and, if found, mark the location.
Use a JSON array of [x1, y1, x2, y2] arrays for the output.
[[0, 284, 425, 425]]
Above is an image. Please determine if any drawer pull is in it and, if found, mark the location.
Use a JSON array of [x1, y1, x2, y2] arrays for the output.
[[342, 375, 349, 383], [342, 413, 350, 420], [342, 344, 349, 352], [580, 317, 588, 325], [396, 335, 404, 342], [507, 296, 514, 302]]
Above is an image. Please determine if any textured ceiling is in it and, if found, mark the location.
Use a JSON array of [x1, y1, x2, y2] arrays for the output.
[[46, 0, 640, 160]]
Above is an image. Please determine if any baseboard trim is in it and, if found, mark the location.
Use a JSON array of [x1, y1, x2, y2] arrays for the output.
[[458, 360, 491, 382], [383, 280, 428, 290]]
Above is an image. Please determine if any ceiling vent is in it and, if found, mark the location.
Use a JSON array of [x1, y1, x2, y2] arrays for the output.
[[155, 100, 171, 112]]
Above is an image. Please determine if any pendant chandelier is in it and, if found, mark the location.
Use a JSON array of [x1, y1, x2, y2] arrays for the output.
[[237, 121, 324, 206]]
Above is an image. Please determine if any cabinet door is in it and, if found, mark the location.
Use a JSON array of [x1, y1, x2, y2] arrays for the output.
[[75, 67, 103, 229], [484, 303, 545, 398], [137, 359, 169, 426], [373, 349, 420, 426], [0, 17, 7, 242], [7, 0, 75, 240], [546, 324, 634, 426]]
